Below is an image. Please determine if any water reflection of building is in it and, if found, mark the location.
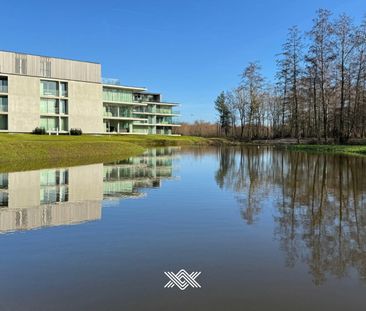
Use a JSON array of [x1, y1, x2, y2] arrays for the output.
[[0, 147, 177, 233], [0, 164, 104, 233], [103, 147, 176, 199]]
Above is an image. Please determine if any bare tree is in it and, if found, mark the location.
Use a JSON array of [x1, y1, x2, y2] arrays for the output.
[[308, 9, 335, 142], [282, 26, 303, 142], [241, 62, 264, 140]]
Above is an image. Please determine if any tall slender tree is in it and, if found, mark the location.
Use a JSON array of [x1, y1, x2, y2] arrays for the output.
[[308, 9, 335, 142], [282, 26, 303, 143], [333, 14, 357, 143], [241, 62, 264, 140], [214, 92, 231, 136]]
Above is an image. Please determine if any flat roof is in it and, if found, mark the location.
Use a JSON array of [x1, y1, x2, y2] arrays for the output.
[[0, 49, 100, 65], [102, 83, 147, 91]]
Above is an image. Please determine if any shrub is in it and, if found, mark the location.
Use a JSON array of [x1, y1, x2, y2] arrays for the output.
[[70, 128, 82, 136], [32, 127, 46, 135]]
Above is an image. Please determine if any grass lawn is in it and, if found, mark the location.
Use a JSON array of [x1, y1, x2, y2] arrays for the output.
[[288, 144, 366, 156], [0, 134, 209, 172]]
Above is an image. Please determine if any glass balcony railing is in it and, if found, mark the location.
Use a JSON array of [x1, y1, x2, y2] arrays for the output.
[[133, 108, 180, 115], [104, 111, 119, 118], [104, 108, 134, 118], [156, 109, 180, 115], [132, 128, 148, 134]]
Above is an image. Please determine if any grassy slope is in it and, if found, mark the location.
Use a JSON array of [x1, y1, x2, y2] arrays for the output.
[[288, 144, 366, 156], [0, 134, 209, 172]]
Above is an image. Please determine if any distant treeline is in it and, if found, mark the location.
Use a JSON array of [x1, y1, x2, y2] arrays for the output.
[[177, 9, 366, 144]]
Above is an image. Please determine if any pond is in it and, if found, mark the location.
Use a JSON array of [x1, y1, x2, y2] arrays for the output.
[[0, 146, 365, 310]]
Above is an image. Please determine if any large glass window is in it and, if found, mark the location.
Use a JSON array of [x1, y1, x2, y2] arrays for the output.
[[0, 115, 8, 130], [40, 169, 68, 186], [40, 98, 58, 114], [104, 105, 118, 117], [60, 117, 68, 131], [119, 107, 132, 117], [60, 100, 68, 114], [0, 173, 8, 189], [0, 96, 8, 112], [0, 77, 8, 93], [103, 88, 133, 103], [40, 80, 59, 96], [0, 192, 8, 207], [40, 116, 59, 131], [60, 82, 68, 97]]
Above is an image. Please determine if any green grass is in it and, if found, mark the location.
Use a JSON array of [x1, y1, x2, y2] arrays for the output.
[[288, 144, 366, 156], [0, 134, 209, 172]]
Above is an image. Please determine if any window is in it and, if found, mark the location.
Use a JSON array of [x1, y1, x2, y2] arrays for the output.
[[0, 115, 8, 130], [40, 58, 51, 77], [40, 80, 59, 96], [40, 116, 59, 131], [0, 76, 8, 93], [0, 192, 8, 207], [40, 80, 69, 132], [60, 117, 68, 131], [40, 169, 68, 186], [0, 173, 8, 189], [15, 54, 27, 74], [40, 98, 58, 114], [60, 82, 68, 97], [60, 99, 68, 114], [103, 87, 133, 102], [0, 96, 8, 112]]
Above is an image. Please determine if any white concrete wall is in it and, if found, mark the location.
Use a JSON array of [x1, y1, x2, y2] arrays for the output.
[[7, 74, 40, 132], [68, 81, 104, 133], [68, 164, 104, 202]]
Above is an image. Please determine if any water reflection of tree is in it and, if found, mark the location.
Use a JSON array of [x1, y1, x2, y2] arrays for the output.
[[215, 146, 366, 284]]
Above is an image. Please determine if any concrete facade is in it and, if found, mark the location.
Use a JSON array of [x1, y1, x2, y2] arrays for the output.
[[0, 50, 180, 135]]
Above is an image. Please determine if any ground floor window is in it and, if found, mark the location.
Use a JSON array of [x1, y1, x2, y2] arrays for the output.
[[40, 117, 58, 131], [60, 117, 68, 131], [0, 173, 8, 189], [133, 126, 148, 134], [156, 127, 172, 135], [0, 115, 8, 130], [40, 117, 68, 132], [104, 120, 131, 133]]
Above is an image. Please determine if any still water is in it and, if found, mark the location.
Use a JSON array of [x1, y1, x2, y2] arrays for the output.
[[0, 146, 365, 310]]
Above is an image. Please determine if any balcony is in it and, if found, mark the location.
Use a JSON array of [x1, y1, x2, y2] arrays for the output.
[[102, 78, 121, 86], [156, 108, 180, 115], [133, 94, 160, 103], [133, 108, 180, 115], [104, 105, 147, 121]]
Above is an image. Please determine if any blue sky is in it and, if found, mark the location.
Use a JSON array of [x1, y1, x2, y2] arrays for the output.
[[2, 0, 366, 122]]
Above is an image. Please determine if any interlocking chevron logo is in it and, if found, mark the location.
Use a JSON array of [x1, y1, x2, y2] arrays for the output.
[[164, 269, 201, 290]]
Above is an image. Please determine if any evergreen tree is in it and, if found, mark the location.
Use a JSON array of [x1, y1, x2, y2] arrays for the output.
[[215, 92, 231, 136]]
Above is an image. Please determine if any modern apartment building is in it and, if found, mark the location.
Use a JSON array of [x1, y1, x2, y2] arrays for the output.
[[0, 50, 180, 135]]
